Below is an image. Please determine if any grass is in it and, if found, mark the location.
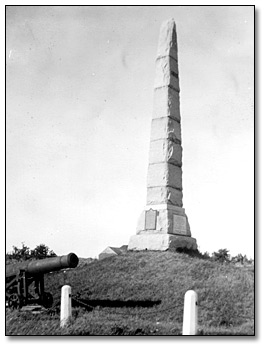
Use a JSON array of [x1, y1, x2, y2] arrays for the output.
[[6, 250, 254, 335]]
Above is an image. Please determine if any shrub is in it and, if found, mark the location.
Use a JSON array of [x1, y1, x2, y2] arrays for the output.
[[212, 249, 230, 263]]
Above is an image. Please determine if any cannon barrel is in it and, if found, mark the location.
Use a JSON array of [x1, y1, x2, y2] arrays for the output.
[[6, 253, 79, 278]]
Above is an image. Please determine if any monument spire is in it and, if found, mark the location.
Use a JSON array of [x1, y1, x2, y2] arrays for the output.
[[148, 18, 182, 209], [128, 19, 197, 251]]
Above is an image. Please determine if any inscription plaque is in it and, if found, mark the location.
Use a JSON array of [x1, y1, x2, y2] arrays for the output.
[[173, 214, 186, 234], [145, 209, 157, 230]]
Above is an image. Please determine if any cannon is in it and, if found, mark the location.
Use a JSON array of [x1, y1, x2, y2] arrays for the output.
[[6, 253, 79, 309]]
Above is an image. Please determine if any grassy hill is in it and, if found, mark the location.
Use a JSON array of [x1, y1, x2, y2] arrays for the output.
[[6, 250, 254, 335]]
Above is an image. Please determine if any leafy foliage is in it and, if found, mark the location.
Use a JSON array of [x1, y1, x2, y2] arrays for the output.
[[30, 244, 56, 259], [231, 253, 252, 265], [6, 242, 56, 262], [211, 248, 230, 263]]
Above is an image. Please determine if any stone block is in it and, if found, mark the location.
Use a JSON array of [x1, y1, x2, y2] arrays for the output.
[[136, 210, 146, 234], [153, 87, 180, 120], [128, 234, 197, 251], [147, 163, 168, 188], [147, 163, 182, 189], [149, 139, 182, 166], [167, 141, 182, 166], [144, 203, 186, 213], [146, 186, 183, 207], [167, 163, 182, 189], [154, 56, 179, 91], [150, 117, 181, 143], [148, 139, 167, 164]]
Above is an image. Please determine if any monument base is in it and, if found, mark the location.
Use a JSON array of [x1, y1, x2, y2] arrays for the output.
[[128, 234, 197, 251], [128, 204, 197, 252], [136, 204, 192, 236]]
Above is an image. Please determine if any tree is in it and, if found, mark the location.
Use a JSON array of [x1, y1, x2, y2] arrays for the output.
[[31, 244, 56, 259], [6, 243, 56, 262], [6, 242, 31, 261], [212, 248, 230, 263]]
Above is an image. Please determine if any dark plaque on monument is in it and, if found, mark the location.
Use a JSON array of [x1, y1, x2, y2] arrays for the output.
[[145, 209, 157, 230], [173, 214, 186, 234]]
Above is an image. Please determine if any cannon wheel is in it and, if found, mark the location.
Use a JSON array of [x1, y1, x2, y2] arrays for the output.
[[42, 292, 53, 308], [8, 293, 21, 309]]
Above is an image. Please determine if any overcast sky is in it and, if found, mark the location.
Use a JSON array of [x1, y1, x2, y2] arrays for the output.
[[6, 5, 254, 258]]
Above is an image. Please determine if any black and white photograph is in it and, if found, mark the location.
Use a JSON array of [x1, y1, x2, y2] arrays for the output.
[[5, 5, 255, 337]]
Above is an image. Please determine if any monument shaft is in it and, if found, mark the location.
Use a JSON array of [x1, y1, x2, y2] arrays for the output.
[[147, 18, 182, 208], [128, 19, 197, 251]]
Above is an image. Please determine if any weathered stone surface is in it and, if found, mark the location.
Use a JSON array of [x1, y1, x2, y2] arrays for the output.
[[147, 163, 167, 188], [156, 18, 178, 60], [167, 141, 182, 166], [150, 117, 181, 143], [153, 87, 180, 120], [136, 206, 190, 236], [164, 186, 183, 207], [136, 208, 169, 234], [149, 139, 182, 166], [128, 234, 197, 251], [148, 139, 167, 164], [147, 163, 182, 189], [167, 163, 182, 189], [147, 186, 183, 206], [136, 210, 146, 233], [154, 56, 179, 91]]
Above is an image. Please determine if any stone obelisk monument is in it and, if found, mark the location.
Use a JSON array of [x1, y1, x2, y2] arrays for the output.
[[128, 19, 197, 251]]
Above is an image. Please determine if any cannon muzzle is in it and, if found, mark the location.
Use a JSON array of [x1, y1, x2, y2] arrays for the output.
[[6, 253, 79, 278]]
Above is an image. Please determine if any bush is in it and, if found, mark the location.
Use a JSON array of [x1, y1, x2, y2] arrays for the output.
[[212, 249, 230, 263], [231, 254, 253, 265]]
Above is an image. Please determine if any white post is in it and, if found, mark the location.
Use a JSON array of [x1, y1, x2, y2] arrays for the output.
[[182, 290, 198, 335], [60, 285, 72, 328]]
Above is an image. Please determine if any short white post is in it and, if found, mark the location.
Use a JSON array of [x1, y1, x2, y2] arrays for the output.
[[182, 290, 198, 335], [60, 285, 72, 328]]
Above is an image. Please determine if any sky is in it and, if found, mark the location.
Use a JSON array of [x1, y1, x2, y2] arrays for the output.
[[6, 5, 254, 259]]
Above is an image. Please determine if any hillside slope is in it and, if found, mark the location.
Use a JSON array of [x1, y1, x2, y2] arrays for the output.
[[6, 250, 254, 335]]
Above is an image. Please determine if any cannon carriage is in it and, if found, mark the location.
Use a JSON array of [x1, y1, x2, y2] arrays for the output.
[[6, 253, 79, 309]]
